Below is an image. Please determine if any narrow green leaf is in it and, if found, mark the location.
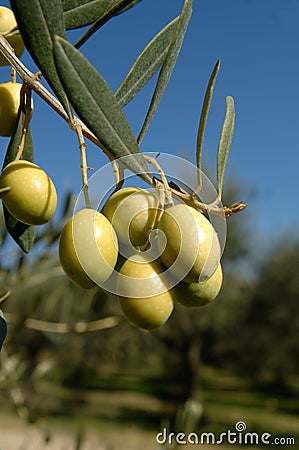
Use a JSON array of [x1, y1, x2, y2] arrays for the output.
[[196, 59, 220, 190], [1, 103, 35, 253], [53, 36, 151, 182], [63, 0, 110, 29], [75, 0, 142, 48], [217, 96, 235, 199], [3, 207, 35, 253], [2, 110, 34, 168], [137, 0, 193, 144], [115, 17, 179, 107], [107, 0, 141, 15], [10, 0, 72, 119]]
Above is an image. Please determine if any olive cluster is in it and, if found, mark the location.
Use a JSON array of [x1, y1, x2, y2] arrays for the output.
[[59, 187, 223, 331], [0, 6, 223, 331]]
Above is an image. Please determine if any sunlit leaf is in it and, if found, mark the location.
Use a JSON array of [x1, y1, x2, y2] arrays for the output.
[[75, 0, 142, 48], [115, 17, 179, 107], [195, 59, 220, 190], [137, 0, 193, 144], [1, 95, 35, 253], [10, 0, 72, 118], [63, 0, 110, 29], [53, 36, 151, 182], [217, 96, 235, 199]]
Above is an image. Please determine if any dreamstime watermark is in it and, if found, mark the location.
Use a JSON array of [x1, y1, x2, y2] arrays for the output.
[[156, 421, 296, 446], [72, 152, 227, 296]]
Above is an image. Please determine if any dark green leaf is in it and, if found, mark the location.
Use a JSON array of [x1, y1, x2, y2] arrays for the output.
[[10, 0, 72, 118], [217, 96, 235, 199], [107, 0, 141, 16], [0, 313, 7, 351], [63, 0, 110, 29], [137, 0, 194, 144], [2, 104, 34, 168], [75, 0, 142, 48], [196, 59, 220, 190], [3, 207, 35, 253], [53, 36, 151, 182], [1, 101, 35, 253], [115, 17, 179, 107]]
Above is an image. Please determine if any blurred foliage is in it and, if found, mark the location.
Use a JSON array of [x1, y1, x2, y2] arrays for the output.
[[0, 186, 298, 431], [225, 239, 299, 386]]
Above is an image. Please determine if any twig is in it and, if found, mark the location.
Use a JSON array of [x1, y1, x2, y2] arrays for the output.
[[73, 121, 91, 209], [4, 312, 120, 333], [0, 290, 11, 304]]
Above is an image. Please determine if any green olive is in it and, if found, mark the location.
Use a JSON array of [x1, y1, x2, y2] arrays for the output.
[[102, 187, 159, 247], [157, 204, 221, 283], [117, 253, 174, 330], [59, 208, 118, 289], [0, 82, 28, 137], [175, 263, 223, 307], [0, 6, 25, 66], [0, 160, 57, 225]]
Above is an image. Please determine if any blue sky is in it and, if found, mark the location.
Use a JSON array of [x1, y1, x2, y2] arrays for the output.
[[1, 0, 299, 248]]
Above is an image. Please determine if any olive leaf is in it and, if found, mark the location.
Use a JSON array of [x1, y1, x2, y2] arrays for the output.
[[10, 0, 73, 119], [53, 36, 151, 182], [1, 99, 35, 254], [63, 0, 110, 29], [74, 0, 142, 48], [217, 96, 235, 200], [2, 107, 34, 168], [115, 16, 179, 107], [196, 59, 220, 190], [137, 0, 194, 144]]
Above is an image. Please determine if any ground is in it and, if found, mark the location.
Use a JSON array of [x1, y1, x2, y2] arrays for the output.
[[1, 368, 298, 450]]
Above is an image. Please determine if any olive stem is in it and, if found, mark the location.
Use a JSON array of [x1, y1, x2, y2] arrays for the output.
[[10, 66, 16, 83], [73, 121, 91, 209], [145, 155, 174, 207], [14, 86, 33, 161], [110, 160, 126, 195]]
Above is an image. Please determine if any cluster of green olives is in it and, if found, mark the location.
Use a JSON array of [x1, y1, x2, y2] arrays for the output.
[[0, 5, 223, 331], [59, 187, 223, 331]]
